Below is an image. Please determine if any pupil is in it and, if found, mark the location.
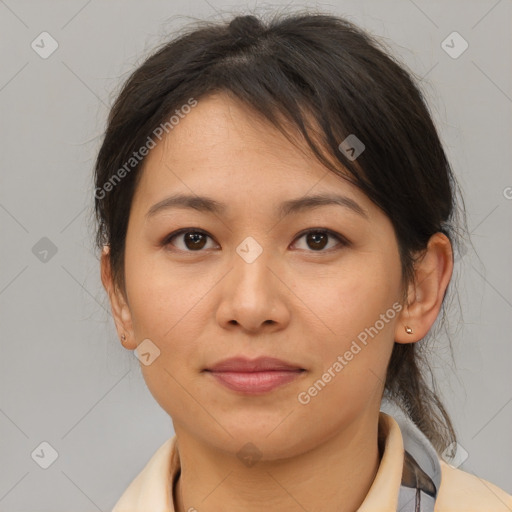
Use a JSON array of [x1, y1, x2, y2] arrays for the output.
[[182, 232, 328, 251], [186, 232, 206, 250], [308, 232, 327, 250]]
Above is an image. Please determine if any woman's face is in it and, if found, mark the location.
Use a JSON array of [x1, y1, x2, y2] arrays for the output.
[[117, 92, 405, 458]]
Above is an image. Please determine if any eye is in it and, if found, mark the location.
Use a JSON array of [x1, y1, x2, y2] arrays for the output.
[[291, 229, 349, 252], [162, 228, 349, 253], [163, 229, 218, 252]]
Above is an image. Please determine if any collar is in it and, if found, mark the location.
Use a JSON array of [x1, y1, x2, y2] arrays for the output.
[[381, 396, 441, 511], [112, 401, 441, 512]]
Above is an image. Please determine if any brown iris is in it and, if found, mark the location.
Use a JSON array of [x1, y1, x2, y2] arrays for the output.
[[306, 232, 329, 250], [183, 232, 208, 250]]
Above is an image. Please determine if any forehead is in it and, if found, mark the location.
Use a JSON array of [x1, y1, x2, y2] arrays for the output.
[[131, 92, 371, 216], [148, 93, 320, 173]]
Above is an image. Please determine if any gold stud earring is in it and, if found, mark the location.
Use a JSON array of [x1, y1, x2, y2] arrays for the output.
[[404, 326, 413, 334]]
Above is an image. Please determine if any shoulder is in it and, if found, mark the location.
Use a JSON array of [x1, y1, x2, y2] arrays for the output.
[[112, 436, 177, 512], [435, 459, 512, 511]]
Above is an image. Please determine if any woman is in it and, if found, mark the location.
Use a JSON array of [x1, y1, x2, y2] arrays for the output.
[[94, 11, 512, 512]]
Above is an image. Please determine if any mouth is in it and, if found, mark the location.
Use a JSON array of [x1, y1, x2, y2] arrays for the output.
[[203, 356, 306, 394]]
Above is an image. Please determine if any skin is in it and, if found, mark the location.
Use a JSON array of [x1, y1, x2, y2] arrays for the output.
[[101, 92, 453, 512]]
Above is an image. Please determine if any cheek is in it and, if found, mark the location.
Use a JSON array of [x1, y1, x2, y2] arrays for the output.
[[300, 255, 400, 342], [125, 246, 206, 340], [296, 250, 401, 386], [123, 251, 217, 412], [123, 251, 211, 419], [296, 278, 398, 430]]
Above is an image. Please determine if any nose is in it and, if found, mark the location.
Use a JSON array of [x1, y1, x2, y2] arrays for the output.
[[215, 245, 291, 334]]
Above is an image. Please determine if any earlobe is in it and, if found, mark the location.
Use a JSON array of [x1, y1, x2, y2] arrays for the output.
[[100, 245, 136, 349], [394, 232, 453, 344]]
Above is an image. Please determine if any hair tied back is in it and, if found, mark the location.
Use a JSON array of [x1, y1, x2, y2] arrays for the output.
[[228, 14, 264, 41]]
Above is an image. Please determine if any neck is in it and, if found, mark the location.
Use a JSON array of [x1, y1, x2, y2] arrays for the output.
[[173, 412, 382, 512]]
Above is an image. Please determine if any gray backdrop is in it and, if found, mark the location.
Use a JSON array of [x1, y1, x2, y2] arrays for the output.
[[1, 0, 511, 510]]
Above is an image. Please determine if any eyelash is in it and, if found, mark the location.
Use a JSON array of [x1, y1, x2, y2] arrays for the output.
[[161, 228, 350, 254]]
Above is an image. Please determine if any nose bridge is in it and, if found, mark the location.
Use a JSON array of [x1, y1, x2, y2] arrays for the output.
[[232, 234, 274, 296], [215, 234, 289, 331]]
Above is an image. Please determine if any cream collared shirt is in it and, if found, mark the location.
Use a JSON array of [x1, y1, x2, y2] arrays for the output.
[[112, 412, 512, 511]]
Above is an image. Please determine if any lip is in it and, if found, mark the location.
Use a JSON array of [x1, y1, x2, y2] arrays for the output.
[[204, 357, 305, 394], [206, 356, 304, 372]]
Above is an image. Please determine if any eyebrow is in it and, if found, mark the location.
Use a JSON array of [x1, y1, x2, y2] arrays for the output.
[[146, 193, 369, 220]]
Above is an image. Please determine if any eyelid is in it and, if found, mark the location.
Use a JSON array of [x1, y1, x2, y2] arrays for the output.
[[292, 227, 352, 256], [162, 227, 350, 252], [290, 228, 350, 251], [162, 228, 218, 249]]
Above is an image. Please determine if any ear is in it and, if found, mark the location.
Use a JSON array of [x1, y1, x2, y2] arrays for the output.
[[100, 245, 136, 350], [394, 232, 453, 344]]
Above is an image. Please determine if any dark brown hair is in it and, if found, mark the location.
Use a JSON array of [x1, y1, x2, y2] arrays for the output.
[[94, 10, 467, 453]]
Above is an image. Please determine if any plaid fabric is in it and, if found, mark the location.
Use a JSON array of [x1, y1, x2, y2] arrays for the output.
[[381, 397, 441, 512], [396, 448, 438, 511]]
